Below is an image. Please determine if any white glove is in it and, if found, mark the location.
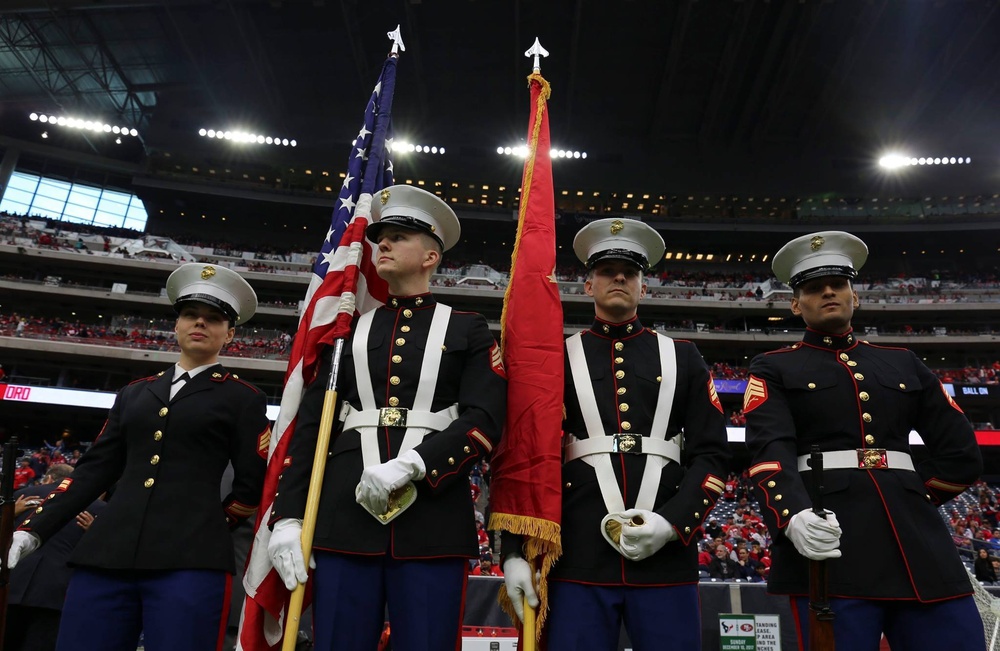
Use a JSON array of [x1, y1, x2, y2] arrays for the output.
[[355, 449, 426, 515], [786, 509, 842, 560], [502, 556, 539, 623], [267, 518, 314, 591], [7, 531, 41, 569], [617, 509, 676, 562]]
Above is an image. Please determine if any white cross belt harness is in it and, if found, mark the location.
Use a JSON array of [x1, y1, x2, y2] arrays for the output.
[[565, 331, 680, 515], [347, 304, 459, 470]]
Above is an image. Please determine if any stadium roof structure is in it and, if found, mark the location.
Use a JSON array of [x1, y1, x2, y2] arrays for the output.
[[0, 0, 999, 200]]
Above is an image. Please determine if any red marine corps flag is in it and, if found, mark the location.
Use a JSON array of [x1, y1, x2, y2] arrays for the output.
[[488, 39, 564, 644], [236, 30, 401, 651]]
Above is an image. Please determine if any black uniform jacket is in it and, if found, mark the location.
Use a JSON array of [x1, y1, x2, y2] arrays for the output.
[[553, 316, 731, 585], [10, 484, 107, 610], [745, 328, 982, 601], [271, 293, 506, 559], [19, 365, 270, 574]]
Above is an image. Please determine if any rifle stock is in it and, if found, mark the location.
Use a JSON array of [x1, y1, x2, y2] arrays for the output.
[[1, 437, 20, 648], [808, 445, 835, 651]]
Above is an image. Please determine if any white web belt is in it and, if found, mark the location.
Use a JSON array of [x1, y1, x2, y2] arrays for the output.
[[349, 304, 456, 469], [565, 331, 679, 514]]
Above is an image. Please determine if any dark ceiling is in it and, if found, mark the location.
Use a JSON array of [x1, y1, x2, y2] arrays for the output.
[[1, 0, 999, 198]]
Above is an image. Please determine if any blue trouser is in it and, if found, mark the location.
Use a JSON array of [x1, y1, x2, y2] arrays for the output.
[[56, 568, 231, 651], [791, 595, 986, 651], [311, 551, 468, 651], [547, 580, 701, 650]]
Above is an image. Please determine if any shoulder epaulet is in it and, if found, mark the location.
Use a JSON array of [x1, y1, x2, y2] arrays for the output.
[[130, 371, 162, 386], [226, 374, 262, 394], [763, 343, 802, 356]]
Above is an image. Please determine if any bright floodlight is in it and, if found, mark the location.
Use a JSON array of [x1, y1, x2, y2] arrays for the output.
[[265, 136, 273, 144], [29, 113, 38, 121], [878, 153, 910, 169], [39, 115, 49, 123]]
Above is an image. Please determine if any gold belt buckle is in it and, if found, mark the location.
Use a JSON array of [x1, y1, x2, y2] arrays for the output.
[[378, 407, 407, 427], [858, 448, 888, 469], [611, 433, 642, 454]]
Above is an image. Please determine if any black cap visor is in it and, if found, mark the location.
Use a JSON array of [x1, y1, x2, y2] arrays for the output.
[[174, 294, 238, 324], [789, 265, 857, 289], [366, 216, 444, 248], [586, 248, 649, 270]]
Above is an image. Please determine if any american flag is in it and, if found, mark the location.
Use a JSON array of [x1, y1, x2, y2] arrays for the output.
[[236, 53, 397, 650]]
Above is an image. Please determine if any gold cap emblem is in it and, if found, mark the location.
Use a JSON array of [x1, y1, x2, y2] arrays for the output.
[[380, 188, 391, 205], [810, 236, 825, 251], [610, 219, 624, 235], [200, 265, 216, 280]]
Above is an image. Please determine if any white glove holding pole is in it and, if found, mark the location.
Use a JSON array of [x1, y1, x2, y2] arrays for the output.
[[7, 531, 41, 569], [502, 556, 539, 623], [617, 509, 676, 561], [267, 518, 314, 591], [355, 449, 426, 515], [786, 508, 842, 560]]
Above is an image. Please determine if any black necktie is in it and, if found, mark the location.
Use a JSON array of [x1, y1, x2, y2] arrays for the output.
[[170, 372, 190, 400], [172, 372, 191, 385]]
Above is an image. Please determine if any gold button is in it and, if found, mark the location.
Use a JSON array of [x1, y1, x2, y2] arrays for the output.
[[158, 407, 168, 417], [430, 470, 438, 478], [847, 361, 858, 367], [621, 421, 631, 431], [859, 391, 869, 401], [775, 494, 782, 501], [694, 512, 700, 519], [391, 298, 398, 307], [154, 430, 163, 441], [441, 345, 447, 351], [401, 325, 411, 333], [35, 506, 43, 513], [388, 397, 399, 407], [839, 353, 849, 361], [823, 337, 832, 345], [233, 374, 239, 379], [396, 338, 406, 346], [150, 455, 160, 465], [926, 494, 932, 501], [865, 435, 875, 445], [617, 387, 627, 395], [565, 482, 573, 489], [392, 355, 402, 363], [767, 480, 776, 488], [656, 376, 662, 383], [684, 526, 691, 534], [403, 309, 413, 318], [899, 383, 906, 390], [619, 403, 629, 412], [448, 457, 455, 465], [615, 357, 624, 364], [808, 383, 816, 389], [615, 370, 625, 380], [390, 376, 401, 385], [854, 373, 864, 381], [22, 519, 30, 525], [615, 342, 624, 351], [782, 509, 789, 516], [863, 413, 872, 423], [464, 446, 471, 453], [144, 478, 155, 488]]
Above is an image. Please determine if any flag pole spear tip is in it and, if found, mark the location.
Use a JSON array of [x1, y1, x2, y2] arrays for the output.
[[388, 25, 405, 56], [524, 37, 549, 73]]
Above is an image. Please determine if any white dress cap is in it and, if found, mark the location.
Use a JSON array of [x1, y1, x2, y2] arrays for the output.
[[572, 218, 665, 269], [366, 185, 461, 251], [771, 231, 868, 288], [166, 264, 258, 325]]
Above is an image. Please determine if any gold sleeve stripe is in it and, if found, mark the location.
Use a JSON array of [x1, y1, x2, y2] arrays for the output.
[[470, 429, 493, 453], [927, 478, 967, 492], [225, 501, 257, 517], [749, 462, 781, 476], [703, 475, 725, 494]]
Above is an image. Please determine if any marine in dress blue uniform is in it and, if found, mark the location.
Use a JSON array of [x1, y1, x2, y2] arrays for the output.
[[267, 186, 507, 651], [745, 231, 985, 651], [503, 219, 730, 650], [8, 264, 269, 651]]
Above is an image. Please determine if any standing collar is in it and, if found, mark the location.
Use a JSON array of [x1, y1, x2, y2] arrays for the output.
[[385, 293, 436, 310], [588, 315, 644, 339], [802, 327, 858, 350]]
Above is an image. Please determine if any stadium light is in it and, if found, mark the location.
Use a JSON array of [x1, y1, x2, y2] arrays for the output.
[[880, 151, 972, 170], [392, 140, 447, 155], [198, 127, 298, 146], [29, 111, 141, 139], [497, 144, 587, 160]]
